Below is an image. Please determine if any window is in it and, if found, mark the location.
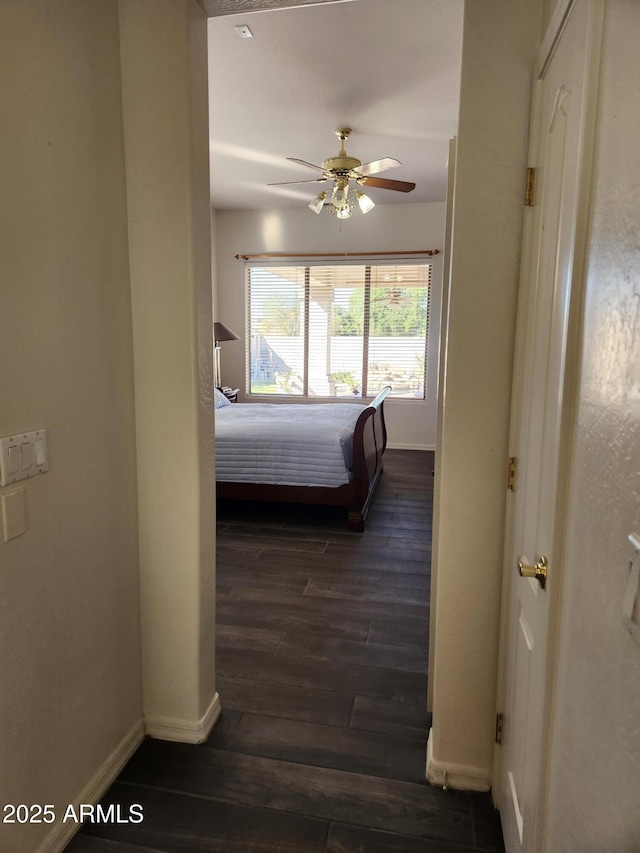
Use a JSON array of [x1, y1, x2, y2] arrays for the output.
[[247, 259, 432, 400]]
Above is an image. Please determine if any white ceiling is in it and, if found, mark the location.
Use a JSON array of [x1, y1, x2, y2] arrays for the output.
[[207, 0, 464, 211]]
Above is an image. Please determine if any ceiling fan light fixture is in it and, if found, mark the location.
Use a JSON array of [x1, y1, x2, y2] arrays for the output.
[[269, 129, 416, 224], [331, 184, 349, 210], [357, 191, 375, 214], [308, 191, 326, 214]]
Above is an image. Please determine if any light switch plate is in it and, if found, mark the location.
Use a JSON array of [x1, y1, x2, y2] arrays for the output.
[[2, 488, 27, 542], [0, 429, 48, 486]]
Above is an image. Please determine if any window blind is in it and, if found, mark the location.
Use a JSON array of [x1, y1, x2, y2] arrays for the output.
[[246, 260, 431, 400]]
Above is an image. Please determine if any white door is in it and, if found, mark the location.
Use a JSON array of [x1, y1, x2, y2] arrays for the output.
[[499, 3, 602, 852]]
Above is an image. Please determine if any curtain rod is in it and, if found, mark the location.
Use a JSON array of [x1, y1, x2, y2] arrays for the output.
[[235, 249, 440, 260]]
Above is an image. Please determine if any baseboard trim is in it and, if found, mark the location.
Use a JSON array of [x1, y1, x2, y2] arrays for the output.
[[386, 443, 435, 451], [38, 718, 145, 853], [144, 691, 221, 743], [425, 729, 491, 792]]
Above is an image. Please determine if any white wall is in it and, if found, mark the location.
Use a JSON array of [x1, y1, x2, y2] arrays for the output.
[[119, 0, 218, 733], [543, 2, 640, 849], [428, 0, 541, 787], [215, 203, 445, 449], [0, 3, 142, 850], [541, 0, 557, 34]]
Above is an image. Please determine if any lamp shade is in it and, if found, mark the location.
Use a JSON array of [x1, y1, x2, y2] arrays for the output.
[[308, 191, 326, 214], [357, 191, 375, 214], [214, 321, 239, 343]]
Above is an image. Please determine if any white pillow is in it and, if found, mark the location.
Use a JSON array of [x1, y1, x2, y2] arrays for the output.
[[214, 387, 231, 409]]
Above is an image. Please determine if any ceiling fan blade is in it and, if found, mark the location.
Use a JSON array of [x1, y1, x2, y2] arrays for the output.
[[361, 175, 416, 193], [287, 157, 325, 172], [268, 178, 328, 186], [357, 158, 401, 176]]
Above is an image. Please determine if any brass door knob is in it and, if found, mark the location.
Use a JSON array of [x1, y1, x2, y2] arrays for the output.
[[517, 555, 548, 589]]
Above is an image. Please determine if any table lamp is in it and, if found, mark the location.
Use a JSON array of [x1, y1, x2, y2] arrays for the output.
[[213, 321, 239, 388]]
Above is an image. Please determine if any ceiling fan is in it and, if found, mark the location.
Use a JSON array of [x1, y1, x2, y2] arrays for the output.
[[268, 128, 416, 219]]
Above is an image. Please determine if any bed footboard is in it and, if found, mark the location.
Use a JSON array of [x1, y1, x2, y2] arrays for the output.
[[347, 385, 390, 531]]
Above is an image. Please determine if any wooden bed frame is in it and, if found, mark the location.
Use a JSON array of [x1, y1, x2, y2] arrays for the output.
[[216, 385, 390, 532]]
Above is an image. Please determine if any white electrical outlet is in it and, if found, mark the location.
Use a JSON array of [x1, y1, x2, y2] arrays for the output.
[[0, 429, 49, 486]]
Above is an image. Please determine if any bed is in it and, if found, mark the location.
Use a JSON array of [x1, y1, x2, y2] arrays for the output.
[[214, 386, 390, 531]]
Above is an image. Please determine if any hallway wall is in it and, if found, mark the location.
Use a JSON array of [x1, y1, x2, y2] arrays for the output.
[[429, 0, 541, 786], [0, 4, 142, 851], [118, 0, 217, 737]]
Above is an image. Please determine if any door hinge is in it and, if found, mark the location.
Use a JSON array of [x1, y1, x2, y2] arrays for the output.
[[525, 167, 536, 206], [507, 456, 518, 491], [495, 713, 504, 745]]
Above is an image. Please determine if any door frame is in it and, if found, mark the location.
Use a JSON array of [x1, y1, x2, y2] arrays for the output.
[[493, 0, 604, 848], [428, 136, 457, 713]]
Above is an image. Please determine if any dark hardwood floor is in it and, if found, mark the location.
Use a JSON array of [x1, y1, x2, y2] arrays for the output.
[[69, 450, 504, 853]]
